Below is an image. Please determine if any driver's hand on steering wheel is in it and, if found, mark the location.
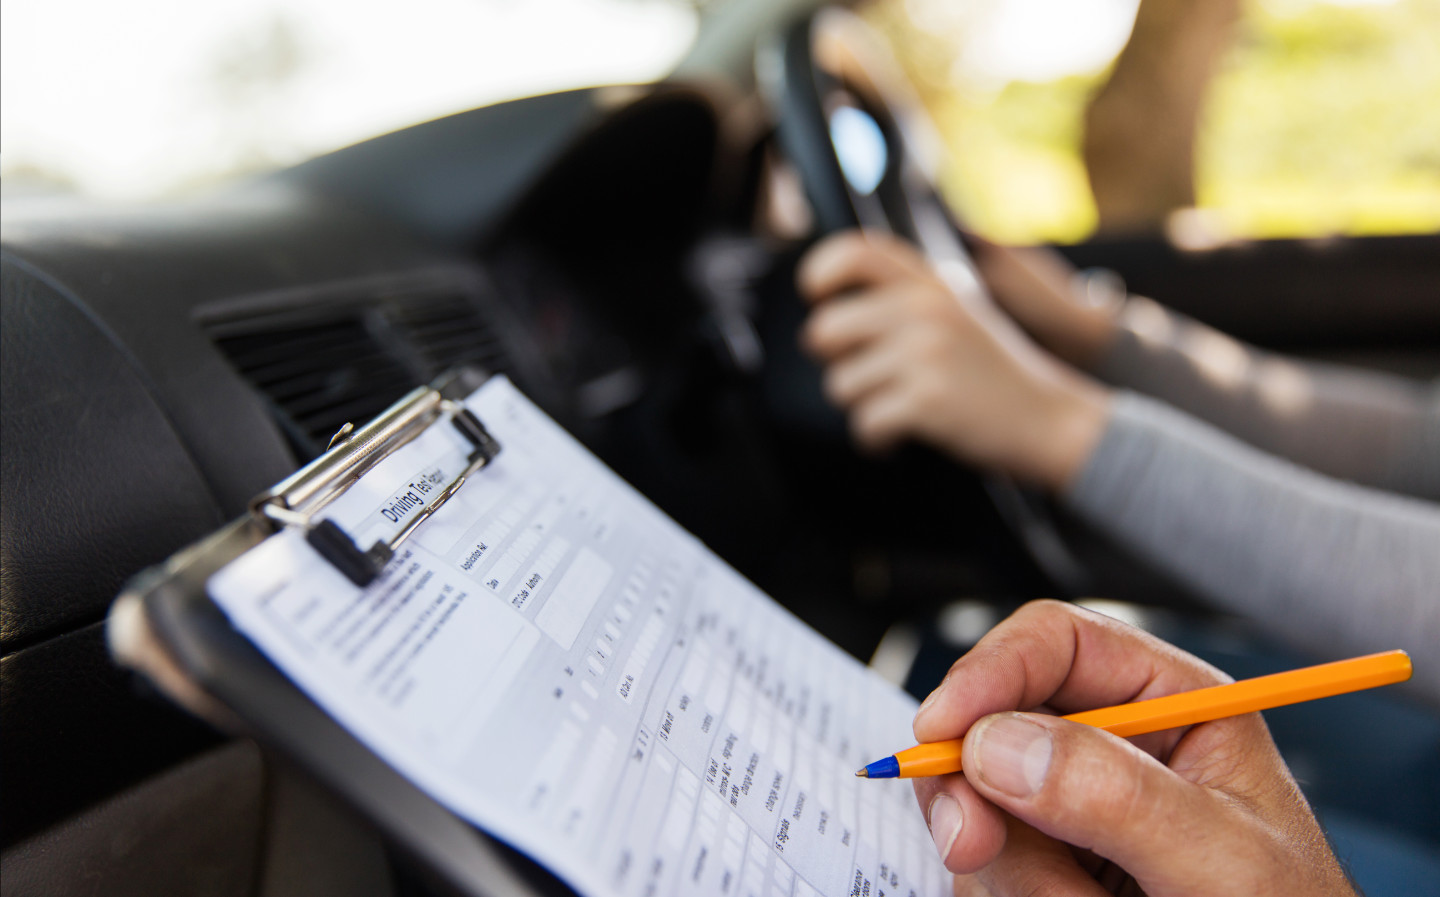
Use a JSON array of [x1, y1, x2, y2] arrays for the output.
[[912, 600, 1358, 897], [797, 230, 1111, 491]]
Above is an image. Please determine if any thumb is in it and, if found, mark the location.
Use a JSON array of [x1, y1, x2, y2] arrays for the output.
[[961, 712, 1245, 890]]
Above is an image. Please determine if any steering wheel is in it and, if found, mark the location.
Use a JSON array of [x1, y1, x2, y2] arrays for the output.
[[762, 10, 985, 289], [759, 8, 1091, 597]]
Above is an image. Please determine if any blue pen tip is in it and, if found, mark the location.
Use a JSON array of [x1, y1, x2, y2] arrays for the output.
[[858, 756, 900, 779]]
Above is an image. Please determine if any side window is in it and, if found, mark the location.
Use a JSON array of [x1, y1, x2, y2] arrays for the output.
[[865, 0, 1440, 244]]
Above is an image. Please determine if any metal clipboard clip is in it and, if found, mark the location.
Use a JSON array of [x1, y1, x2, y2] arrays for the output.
[[248, 371, 501, 588]]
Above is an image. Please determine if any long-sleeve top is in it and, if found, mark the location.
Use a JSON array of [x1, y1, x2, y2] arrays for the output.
[[1062, 299, 1440, 703], [1096, 297, 1439, 499]]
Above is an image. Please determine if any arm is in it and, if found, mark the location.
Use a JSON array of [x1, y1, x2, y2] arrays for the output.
[[1066, 391, 1440, 703], [1099, 298, 1440, 499], [970, 239, 1440, 499], [799, 232, 1440, 705]]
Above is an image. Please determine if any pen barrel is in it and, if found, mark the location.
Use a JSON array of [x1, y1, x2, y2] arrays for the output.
[[893, 740, 967, 777], [883, 650, 1411, 779], [1063, 650, 1412, 738]]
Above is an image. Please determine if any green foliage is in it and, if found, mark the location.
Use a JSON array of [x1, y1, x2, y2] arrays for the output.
[[1200, 0, 1440, 236], [867, 0, 1440, 243], [863, 1, 1108, 242], [929, 77, 1103, 243]]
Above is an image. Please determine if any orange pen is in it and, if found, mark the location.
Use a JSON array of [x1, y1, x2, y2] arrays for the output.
[[856, 649, 1412, 779]]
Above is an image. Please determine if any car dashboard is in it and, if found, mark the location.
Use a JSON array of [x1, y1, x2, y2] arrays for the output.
[[1, 83, 1043, 866]]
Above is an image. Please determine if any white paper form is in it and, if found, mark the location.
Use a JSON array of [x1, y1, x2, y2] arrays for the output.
[[209, 376, 951, 897]]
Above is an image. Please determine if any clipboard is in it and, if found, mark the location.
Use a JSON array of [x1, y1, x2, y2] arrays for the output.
[[107, 368, 571, 897], [110, 366, 947, 897]]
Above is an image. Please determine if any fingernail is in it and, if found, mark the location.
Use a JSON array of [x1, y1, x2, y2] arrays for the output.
[[927, 794, 963, 862], [914, 671, 951, 730], [970, 714, 1052, 798], [915, 687, 942, 726]]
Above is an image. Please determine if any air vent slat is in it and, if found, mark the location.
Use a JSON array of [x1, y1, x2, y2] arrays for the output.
[[404, 324, 494, 345], [415, 333, 500, 357], [206, 282, 514, 460], [240, 347, 398, 391], [282, 369, 412, 417], [219, 335, 379, 370]]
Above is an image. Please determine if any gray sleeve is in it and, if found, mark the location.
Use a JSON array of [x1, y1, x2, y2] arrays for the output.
[[1093, 298, 1440, 501], [1065, 391, 1440, 705]]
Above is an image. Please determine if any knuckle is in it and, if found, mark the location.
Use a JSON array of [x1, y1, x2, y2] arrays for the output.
[[977, 847, 1079, 897], [852, 424, 890, 454], [950, 873, 989, 897], [854, 404, 902, 448], [913, 320, 965, 361], [1010, 875, 1073, 897], [838, 229, 873, 254], [1031, 598, 1072, 616], [899, 373, 944, 419], [820, 233, 874, 276], [1019, 599, 1076, 627], [1005, 600, 1083, 647], [799, 317, 828, 354], [851, 407, 885, 444], [964, 635, 1030, 702], [904, 287, 949, 319], [822, 367, 854, 406], [1048, 732, 1160, 837], [803, 312, 844, 356], [1108, 751, 1161, 835], [890, 387, 925, 423], [864, 228, 908, 260]]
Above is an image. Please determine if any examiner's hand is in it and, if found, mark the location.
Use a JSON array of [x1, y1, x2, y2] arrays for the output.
[[911, 600, 1356, 897], [797, 230, 1110, 491]]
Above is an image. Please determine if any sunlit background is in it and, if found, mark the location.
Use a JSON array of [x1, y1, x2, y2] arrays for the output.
[[4, 0, 1438, 243], [867, 0, 1440, 242], [0, 0, 698, 199]]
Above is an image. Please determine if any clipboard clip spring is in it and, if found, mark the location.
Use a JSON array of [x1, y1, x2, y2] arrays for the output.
[[251, 383, 502, 588]]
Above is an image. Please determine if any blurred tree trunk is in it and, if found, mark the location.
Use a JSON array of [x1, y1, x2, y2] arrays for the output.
[[1084, 0, 1242, 234]]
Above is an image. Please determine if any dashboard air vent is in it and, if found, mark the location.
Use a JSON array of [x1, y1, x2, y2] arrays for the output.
[[205, 276, 514, 460]]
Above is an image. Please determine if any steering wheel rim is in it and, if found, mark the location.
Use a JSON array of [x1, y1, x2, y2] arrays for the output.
[[759, 8, 1092, 598], [764, 10, 987, 291]]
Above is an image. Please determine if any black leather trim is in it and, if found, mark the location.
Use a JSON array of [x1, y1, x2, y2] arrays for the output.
[[1, 740, 263, 897], [0, 622, 222, 844], [1061, 234, 1440, 350], [1, 255, 226, 652]]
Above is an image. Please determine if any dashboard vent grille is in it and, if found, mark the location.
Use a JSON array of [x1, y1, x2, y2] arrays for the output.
[[206, 278, 514, 459]]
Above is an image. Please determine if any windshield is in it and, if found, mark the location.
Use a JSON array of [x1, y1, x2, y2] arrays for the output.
[[1, 0, 699, 200]]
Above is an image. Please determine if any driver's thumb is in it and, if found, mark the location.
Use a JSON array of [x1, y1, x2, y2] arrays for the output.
[[961, 711, 1240, 888]]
